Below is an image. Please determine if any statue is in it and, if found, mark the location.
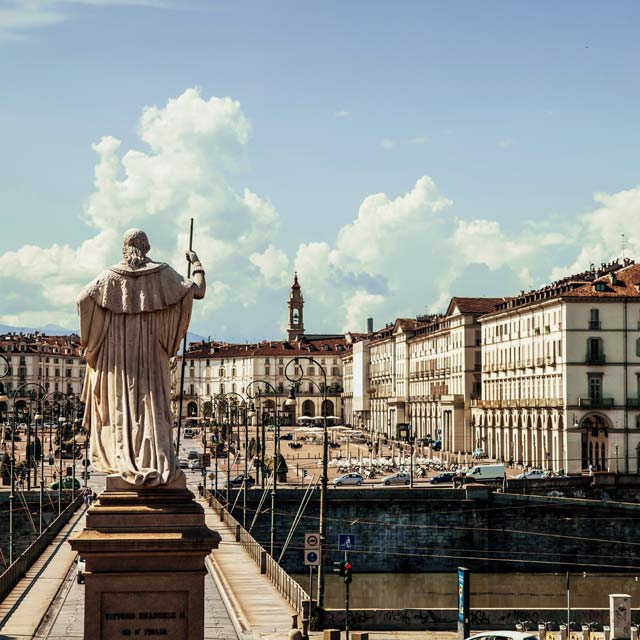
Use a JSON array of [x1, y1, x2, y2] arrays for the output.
[[77, 229, 205, 487]]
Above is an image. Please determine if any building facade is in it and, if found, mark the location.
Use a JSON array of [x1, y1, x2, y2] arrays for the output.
[[172, 275, 353, 425], [472, 258, 640, 474], [0, 332, 85, 422]]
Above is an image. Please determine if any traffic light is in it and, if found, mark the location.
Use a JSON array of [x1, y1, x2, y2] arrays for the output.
[[344, 561, 353, 584], [333, 560, 346, 576], [302, 469, 308, 477]]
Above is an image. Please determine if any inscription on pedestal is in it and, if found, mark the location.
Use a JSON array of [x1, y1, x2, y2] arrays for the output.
[[101, 591, 188, 639]]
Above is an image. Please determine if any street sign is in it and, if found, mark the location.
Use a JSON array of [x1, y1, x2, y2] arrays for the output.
[[338, 534, 356, 551], [304, 550, 320, 566], [305, 533, 320, 550]]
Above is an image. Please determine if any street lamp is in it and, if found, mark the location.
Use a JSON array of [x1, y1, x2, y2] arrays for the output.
[[10, 382, 46, 564], [284, 356, 328, 612], [246, 381, 281, 558], [215, 391, 246, 508]]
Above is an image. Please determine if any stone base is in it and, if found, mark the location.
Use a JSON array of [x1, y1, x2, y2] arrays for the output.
[[70, 481, 221, 640]]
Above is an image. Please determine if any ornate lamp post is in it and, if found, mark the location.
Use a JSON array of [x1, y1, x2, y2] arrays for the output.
[[215, 391, 246, 508], [285, 356, 328, 610], [10, 382, 46, 564]]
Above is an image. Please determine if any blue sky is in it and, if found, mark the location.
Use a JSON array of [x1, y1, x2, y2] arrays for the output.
[[2, 1, 640, 339]]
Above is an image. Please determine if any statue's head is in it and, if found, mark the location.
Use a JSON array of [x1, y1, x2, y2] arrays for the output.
[[122, 229, 150, 268]]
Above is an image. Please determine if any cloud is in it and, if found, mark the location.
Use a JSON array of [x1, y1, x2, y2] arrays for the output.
[[409, 136, 428, 145], [0, 87, 284, 337], [379, 138, 395, 151], [497, 138, 513, 149], [334, 110, 350, 118], [0, 0, 173, 39]]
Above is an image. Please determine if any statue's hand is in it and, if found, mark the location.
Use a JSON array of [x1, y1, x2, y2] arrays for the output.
[[186, 250, 200, 264]]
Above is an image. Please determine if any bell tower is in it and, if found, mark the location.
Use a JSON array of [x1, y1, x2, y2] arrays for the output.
[[287, 272, 304, 341]]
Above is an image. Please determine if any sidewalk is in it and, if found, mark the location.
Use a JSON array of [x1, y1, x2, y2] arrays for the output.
[[0, 505, 87, 639], [201, 495, 297, 640]]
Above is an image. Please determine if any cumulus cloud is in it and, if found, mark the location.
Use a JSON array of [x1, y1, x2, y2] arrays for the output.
[[334, 110, 350, 118], [497, 138, 513, 149], [409, 136, 428, 145], [0, 88, 283, 336]]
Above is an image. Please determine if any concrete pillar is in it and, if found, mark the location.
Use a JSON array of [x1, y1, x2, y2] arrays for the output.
[[538, 624, 546, 640], [582, 625, 590, 640], [604, 626, 611, 640], [609, 594, 632, 640], [630, 627, 638, 640], [559, 624, 568, 640]]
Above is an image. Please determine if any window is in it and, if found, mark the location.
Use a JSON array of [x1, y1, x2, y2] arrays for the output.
[[589, 309, 601, 330], [586, 337, 604, 363], [309, 383, 314, 393], [636, 338, 640, 357], [588, 374, 602, 400], [189, 384, 194, 395], [265, 367, 270, 375], [66, 369, 71, 378]]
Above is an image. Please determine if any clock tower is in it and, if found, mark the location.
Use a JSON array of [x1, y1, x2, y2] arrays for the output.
[[287, 272, 304, 342]]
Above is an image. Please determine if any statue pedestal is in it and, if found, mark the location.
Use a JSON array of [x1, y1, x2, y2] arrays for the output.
[[70, 475, 221, 640]]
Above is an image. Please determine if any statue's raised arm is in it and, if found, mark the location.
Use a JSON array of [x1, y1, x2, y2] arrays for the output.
[[78, 229, 205, 487]]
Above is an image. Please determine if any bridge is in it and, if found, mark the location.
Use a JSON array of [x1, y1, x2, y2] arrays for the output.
[[0, 469, 306, 640]]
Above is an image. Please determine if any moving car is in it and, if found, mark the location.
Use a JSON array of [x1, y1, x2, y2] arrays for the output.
[[189, 458, 201, 470], [49, 477, 81, 490], [333, 473, 363, 487], [280, 433, 293, 441], [225, 474, 255, 488], [76, 555, 86, 584], [187, 450, 199, 460], [466, 632, 538, 640], [382, 472, 411, 486], [429, 472, 458, 485], [179, 458, 189, 468], [516, 469, 547, 480]]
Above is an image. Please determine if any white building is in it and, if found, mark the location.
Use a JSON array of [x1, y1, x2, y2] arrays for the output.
[[472, 258, 640, 474]]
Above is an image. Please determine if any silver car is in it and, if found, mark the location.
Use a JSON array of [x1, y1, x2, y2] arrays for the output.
[[333, 473, 363, 487], [382, 472, 411, 486]]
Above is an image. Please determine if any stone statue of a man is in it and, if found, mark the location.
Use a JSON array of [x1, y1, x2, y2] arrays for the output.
[[77, 229, 205, 487]]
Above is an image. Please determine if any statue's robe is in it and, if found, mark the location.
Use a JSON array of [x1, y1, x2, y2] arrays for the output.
[[77, 261, 194, 487]]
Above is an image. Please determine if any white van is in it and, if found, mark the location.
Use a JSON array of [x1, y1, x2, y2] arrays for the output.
[[465, 463, 506, 482]]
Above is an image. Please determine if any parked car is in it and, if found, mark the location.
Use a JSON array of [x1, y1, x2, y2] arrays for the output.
[[382, 472, 411, 486], [189, 458, 201, 470], [76, 555, 86, 584], [179, 458, 189, 468], [187, 450, 199, 460], [50, 477, 81, 490], [516, 469, 547, 480], [429, 472, 459, 485], [280, 433, 293, 440], [225, 474, 255, 488], [466, 632, 538, 640], [430, 440, 442, 451], [333, 473, 363, 487], [472, 448, 487, 458]]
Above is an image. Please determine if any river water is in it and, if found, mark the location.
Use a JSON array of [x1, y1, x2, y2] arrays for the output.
[[292, 573, 640, 609]]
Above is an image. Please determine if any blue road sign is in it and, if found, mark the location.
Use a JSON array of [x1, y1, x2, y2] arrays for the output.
[[338, 534, 356, 551], [304, 550, 320, 566]]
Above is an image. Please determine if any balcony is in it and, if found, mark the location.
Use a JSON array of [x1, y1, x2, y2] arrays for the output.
[[588, 320, 601, 330], [578, 397, 614, 409], [585, 354, 606, 365], [627, 398, 640, 408]]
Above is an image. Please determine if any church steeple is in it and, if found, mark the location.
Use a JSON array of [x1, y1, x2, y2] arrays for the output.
[[287, 272, 304, 341]]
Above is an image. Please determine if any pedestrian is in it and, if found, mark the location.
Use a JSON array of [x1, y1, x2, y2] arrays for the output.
[[197, 482, 203, 497], [92, 491, 97, 503], [588, 464, 594, 477]]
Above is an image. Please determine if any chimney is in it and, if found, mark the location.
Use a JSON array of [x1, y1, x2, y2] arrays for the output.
[[366, 317, 374, 333]]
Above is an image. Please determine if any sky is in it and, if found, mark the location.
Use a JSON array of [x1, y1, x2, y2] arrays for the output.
[[1, 0, 640, 340]]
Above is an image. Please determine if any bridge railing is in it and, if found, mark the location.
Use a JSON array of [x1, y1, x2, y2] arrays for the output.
[[0, 492, 85, 603], [204, 488, 309, 614]]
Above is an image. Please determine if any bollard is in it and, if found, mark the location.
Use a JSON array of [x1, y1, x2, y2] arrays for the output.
[[235, 524, 240, 542], [582, 625, 590, 640], [260, 550, 267, 574], [560, 624, 568, 640], [609, 594, 631, 640], [630, 627, 638, 640], [604, 626, 611, 640], [538, 624, 546, 640], [323, 631, 340, 640]]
